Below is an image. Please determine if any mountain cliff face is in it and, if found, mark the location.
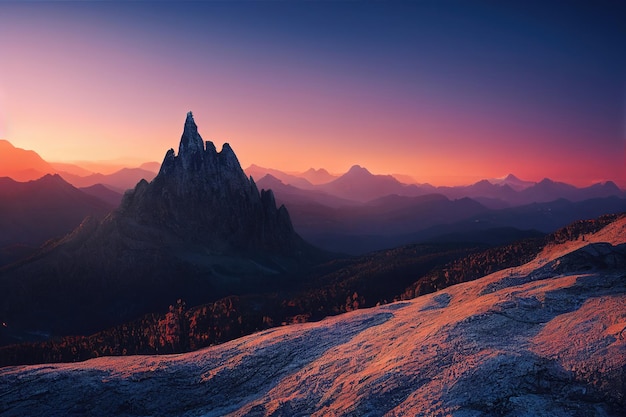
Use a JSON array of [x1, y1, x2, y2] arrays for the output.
[[2, 215, 624, 416], [0, 112, 317, 342], [120, 112, 299, 253]]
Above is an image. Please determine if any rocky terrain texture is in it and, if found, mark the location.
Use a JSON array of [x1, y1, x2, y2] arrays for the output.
[[0, 112, 317, 343], [2, 216, 624, 416]]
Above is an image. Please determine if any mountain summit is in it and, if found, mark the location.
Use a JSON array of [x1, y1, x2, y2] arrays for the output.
[[0, 112, 318, 341], [120, 111, 300, 253]]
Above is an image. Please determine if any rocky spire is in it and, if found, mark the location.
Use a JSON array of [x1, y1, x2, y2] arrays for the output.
[[119, 111, 307, 255], [178, 111, 205, 158]]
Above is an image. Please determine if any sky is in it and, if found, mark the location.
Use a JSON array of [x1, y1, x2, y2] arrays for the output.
[[0, 1, 624, 186]]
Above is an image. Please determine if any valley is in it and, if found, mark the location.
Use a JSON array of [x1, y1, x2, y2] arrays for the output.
[[2, 215, 624, 416]]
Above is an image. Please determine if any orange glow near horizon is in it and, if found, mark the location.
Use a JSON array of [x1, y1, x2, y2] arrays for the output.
[[3, 125, 624, 188], [0, 2, 624, 188]]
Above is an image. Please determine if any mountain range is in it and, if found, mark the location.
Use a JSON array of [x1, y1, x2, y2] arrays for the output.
[[0, 113, 321, 343], [0, 174, 113, 248], [0, 140, 56, 182], [0, 174, 116, 266], [2, 214, 624, 416], [1, 112, 625, 416], [1, 134, 625, 258], [3, 137, 623, 206], [244, 163, 624, 253], [0, 139, 158, 192], [247, 163, 624, 207], [255, 174, 626, 254]]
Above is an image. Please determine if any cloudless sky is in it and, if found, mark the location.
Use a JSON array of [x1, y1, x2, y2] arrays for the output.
[[0, 1, 624, 186]]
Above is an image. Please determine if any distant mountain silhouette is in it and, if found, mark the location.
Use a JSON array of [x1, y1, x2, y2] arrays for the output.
[[256, 174, 358, 208], [511, 178, 624, 204], [245, 164, 315, 189], [299, 167, 337, 185], [252, 164, 624, 208], [437, 180, 518, 204], [489, 173, 535, 191], [0, 139, 158, 192], [0, 112, 322, 341], [59, 167, 157, 192], [0, 174, 113, 249], [0, 140, 56, 181], [391, 173, 419, 184], [139, 161, 161, 172], [403, 196, 626, 244], [274, 191, 490, 253], [49, 162, 94, 177], [263, 173, 626, 254], [79, 184, 124, 207], [317, 165, 431, 202]]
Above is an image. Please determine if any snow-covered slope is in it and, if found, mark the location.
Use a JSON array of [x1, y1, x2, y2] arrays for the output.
[[2, 217, 625, 416]]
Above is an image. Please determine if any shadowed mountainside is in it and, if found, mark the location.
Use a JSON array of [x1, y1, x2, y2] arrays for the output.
[[2, 215, 624, 416], [267, 174, 626, 254], [2, 214, 622, 368], [0, 174, 114, 248], [0, 112, 324, 343]]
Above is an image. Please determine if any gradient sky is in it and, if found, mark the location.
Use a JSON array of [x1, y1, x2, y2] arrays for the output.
[[0, 1, 624, 186]]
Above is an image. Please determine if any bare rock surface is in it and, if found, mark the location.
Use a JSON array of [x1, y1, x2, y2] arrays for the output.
[[2, 217, 625, 416]]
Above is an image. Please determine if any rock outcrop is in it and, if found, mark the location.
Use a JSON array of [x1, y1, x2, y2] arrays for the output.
[[119, 112, 300, 254], [2, 215, 625, 416]]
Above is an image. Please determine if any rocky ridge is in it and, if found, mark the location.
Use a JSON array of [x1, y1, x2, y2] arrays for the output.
[[2, 216, 624, 416]]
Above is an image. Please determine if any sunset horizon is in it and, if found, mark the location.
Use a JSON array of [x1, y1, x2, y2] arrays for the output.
[[2, 2, 626, 413], [1, 1, 624, 188], [0, 127, 623, 189]]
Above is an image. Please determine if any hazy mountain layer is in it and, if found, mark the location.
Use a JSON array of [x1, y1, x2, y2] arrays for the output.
[[0, 174, 113, 248], [59, 167, 157, 193], [250, 164, 624, 206], [0, 140, 56, 181], [272, 182, 626, 254], [2, 215, 624, 416], [0, 113, 320, 342]]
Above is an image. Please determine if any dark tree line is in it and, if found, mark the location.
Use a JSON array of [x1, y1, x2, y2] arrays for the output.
[[2, 213, 621, 367]]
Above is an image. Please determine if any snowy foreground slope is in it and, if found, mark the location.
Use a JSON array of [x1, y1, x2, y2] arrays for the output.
[[2, 219, 626, 416]]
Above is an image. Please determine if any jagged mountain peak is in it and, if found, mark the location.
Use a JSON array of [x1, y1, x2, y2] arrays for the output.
[[178, 111, 204, 157], [0, 112, 320, 341], [120, 112, 304, 254]]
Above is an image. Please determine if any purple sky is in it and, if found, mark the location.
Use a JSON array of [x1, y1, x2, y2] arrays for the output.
[[0, 1, 624, 186]]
